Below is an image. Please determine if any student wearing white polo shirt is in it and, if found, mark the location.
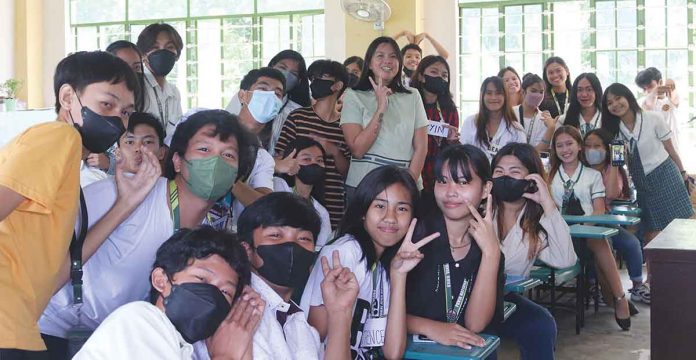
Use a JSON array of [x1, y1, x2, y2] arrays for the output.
[[511, 73, 555, 151], [558, 73, 603, 138], [460, 76, 526, 161], [39, 111, 257, 358], [273, 137, 333, 251], [549, 125, 635, 331], [635, 67, 681, 151], [601, 83, 693, 243]]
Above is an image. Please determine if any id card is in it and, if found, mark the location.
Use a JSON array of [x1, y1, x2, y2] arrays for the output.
[[427, 120, 449, 138], [360, 317, 387, 347]]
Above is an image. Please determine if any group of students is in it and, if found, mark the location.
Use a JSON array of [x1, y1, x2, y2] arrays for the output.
[[0, 20, 694, 360]]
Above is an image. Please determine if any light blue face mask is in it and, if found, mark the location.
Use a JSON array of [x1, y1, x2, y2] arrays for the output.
[[279, 69, 298, 92], [247, 90, 283, 124]]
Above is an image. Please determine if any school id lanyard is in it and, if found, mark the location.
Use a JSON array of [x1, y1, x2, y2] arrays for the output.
[[443, 263, 471, 323], [551, 89, 569, 115], [518, 105, 537, 144], [370, 263, 385, 318], [146, 75, 170, 127], [169, 180, 181, 231]]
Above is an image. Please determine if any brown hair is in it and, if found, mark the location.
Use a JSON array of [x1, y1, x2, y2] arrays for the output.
[[475, 76, 519, 148], [548, 125, 586, 182], [136, 23, 184, 58]]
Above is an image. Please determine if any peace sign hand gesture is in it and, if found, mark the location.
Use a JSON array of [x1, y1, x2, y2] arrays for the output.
[[320, 250, 360, 314], [369, 74, 393, 114], [465, 195, 499, 256], [390, 219, 440, 275]]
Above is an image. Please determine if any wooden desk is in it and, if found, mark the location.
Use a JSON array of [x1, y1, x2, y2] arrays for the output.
[[645, 219, 696, 359]]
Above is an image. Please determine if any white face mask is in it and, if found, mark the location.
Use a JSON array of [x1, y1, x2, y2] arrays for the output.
[[247, 90, 283, 124], [585, 148, 606, 166]]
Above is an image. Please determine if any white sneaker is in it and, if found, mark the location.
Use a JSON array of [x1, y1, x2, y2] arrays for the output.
[[629, 283, 651, 304]]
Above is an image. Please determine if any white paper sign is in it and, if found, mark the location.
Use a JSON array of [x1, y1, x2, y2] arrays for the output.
[[427, 120, 449, 138], [360, 317, 387, 347]]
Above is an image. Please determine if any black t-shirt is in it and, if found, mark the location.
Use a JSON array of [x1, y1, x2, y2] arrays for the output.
[[406, 211, 505, 332], [539, 91, 567, 119]]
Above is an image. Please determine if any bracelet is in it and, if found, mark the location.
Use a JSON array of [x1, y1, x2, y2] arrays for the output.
[[541, 139, 551, 145]]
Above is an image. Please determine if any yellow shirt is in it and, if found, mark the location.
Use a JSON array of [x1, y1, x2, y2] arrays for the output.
[[0, 121, 81, 350]]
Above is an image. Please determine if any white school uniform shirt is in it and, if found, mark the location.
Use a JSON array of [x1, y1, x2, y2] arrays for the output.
[[272, 177, 332, 250], [557, 109, 602, 137], [39, 177, 174, 338], [194, 273, 321, 360], [143, 67, 184, 137], [494, 206, 577, 277], [641, 93, 680, 151], [459, 114, 526, 161], [229, 148, 275, 228], [618, 111, 672, 175], [79, 161, 108, 187], [300, 234, 391, 358], [550, 164, 606, 216], [73, 301, 193, 360], [225, 93, 301, 155], [512, 105, 550, 147]]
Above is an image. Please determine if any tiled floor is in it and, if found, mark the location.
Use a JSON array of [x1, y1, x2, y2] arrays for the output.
[[499, 266, 651, 360]]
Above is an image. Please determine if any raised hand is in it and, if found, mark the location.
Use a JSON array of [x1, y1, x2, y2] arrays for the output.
[[426, 321, 485, 349], [207, 286, 265, 360], [465, 195, 499, 256], [309, 134, 340, 157], [86, 153, 110, 170], [414, 32, 426, 45], [390, 219, 440, 275], [522, 173, 556, 212], [539, 109, 556, 129], [445, 124, 460, 143], [321, 250, 359, 314], [369, 74, 392, 114], [274, 149, 300, 176], [114, 145, 161, 209]]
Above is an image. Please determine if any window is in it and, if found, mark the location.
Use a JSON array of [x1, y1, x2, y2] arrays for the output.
[[458, 0, 696, 122], [69, 0, 325, 109]]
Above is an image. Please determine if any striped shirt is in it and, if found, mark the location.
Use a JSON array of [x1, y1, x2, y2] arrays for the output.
[[275, 107, 350, 229]]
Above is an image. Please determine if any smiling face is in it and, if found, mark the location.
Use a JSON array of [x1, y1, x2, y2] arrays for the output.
[[483, 82, 505, 112], [605, 92, 631, 118], [576, 77, 596, 109], [363, 183, 413, 255], [554, 133, 581, 165], [493, 155, 530, 180], [434, 161, 490, 222], [502, 70, 521, 94], [403, 49, 421, 71], [546, 62, 568, 88], [369, 42, 400, 85]]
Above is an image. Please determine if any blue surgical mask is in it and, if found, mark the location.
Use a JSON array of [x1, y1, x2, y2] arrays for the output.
[[247, 90, 283, 124], [585, 148, 606, 166]]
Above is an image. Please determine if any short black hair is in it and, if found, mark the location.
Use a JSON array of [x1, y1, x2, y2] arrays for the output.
[[307, 59, 349, 96], [635, 67, 662, 89], [164, 109, 258, 182], [343, 56, 364, 69], [279, 136, 326, 204], [237, 192, 321, 246], [239, 67, 286, 92], [149, 226, 251, 304], [119, 112, 165, 146], [53, 51, 140, 113], [136, 23, 184, 58], [401, 43, 423, 56], [106, 40, 141, 56]]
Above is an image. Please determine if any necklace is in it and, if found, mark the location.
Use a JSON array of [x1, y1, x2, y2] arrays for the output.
[[450, 242, 471, 250]]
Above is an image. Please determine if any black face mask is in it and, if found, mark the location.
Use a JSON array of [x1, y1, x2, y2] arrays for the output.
[[148, 49, 177, 77], [492, 175, 537, 202], [164, 282, 231, 344], [256, 242, 316, 289], [297, 164, 326, 186], [423, 75, 449, 95], [310, 79, 335, 100], [347, 73, 359, 87], [70, 97, 125, 153], [403, 68, 414, 78]]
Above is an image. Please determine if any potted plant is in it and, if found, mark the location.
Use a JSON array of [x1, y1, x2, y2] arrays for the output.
[[2, 79, 23, 111]]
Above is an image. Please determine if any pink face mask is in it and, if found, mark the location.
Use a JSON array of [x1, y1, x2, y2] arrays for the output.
[[525, 92, 544, 108]]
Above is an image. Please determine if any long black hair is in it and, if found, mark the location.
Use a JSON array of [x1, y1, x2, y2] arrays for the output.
[[475, 76, 518, 148], [353, 36, 411, 94], [491, 143, 549, 259], [279, 136, 326, 204], [334, 165, 419, 277], [541, 57, 572, 116], [600, 83, 642, 138], [106, 40, 146, 112], [410, 55, 456, 111], [268, 50, 310, 107], [564, 73, 603, 129]]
